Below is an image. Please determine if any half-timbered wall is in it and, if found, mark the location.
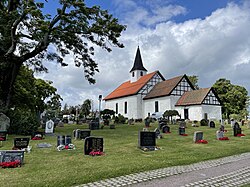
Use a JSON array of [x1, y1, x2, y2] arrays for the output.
[[171, 77, 193, 96], [138, 73, 163, 96], [202, 90, 220, 105]]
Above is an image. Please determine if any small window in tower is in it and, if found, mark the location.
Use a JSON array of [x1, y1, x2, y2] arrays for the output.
[[140, 71, 143, 76], [132, 72, 135, 77]]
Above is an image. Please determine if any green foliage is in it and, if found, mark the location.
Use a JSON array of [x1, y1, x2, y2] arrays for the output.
[[163, 110, 180, 124], [7, 107, 39, 135], [213, 78, 249, 119], [200, 119, 208, 126], [80, 99, 92, 118], [114, 114, 126, 124], [101, 109, 115, 119], [187, 75, 199, 89], [0, 0, 126, 109]]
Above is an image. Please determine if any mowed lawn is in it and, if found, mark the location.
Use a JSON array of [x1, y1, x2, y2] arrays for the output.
[[1, 122, 250, 187]]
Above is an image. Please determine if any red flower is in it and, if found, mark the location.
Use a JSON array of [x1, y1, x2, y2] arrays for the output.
[[64, 145, 69, 149], [219, 137, 229, 140], [31, 137, 42, 140], [180, 134, 188, 136], [236, 134, 245, 137], [0, 160, 20, 168], [0, 138, 4, 141], [89, 151, 104, 156], [196, 139, 208, 144]]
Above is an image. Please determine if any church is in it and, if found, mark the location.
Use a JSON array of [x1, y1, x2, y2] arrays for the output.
[[103, 47, 222, 121]]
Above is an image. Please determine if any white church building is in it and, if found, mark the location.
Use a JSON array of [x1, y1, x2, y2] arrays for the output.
[[103, 47, 222, 121]]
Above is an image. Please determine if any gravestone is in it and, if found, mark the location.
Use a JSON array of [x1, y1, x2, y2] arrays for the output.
[[14, 138, 30, 149], [65, 135, 72, 145], [37, 143, 52, 148], [57, 121, 64, 127], [89, 120, 100, 130], [193, 131, 203, 143], [0, 131, 7, 141], [179, 121, 186, 128], [158, 120, 167, 130], [0, 150, 25, 165], [179, 127, 185, 135], [138, 131, 156, 150], [216, 130, 224, 139], [231, 119, 235, 128], [110, 124, 115, 129], [209, 121, 216, 128], [220, 125, 225, 132], [74, 129, 91, 140], [233, 122, 242, 136], [162, 125, 170, 133], [45, 120, 54, 134], [84, 137, 104, 155], [0, 113, 10, 131], [154, 128, 162, 139], [57, 135, 65, 146]]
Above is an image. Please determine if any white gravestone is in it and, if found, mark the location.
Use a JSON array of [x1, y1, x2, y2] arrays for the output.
[[45, 120, 54, 134], [216, 130, 224, 139]]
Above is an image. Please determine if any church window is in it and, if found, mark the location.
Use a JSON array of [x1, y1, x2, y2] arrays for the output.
[[132, 72, 135, 77], [155, 101, 159, 112], [116, 103, 118, 114], [140, 71, 143, 76], [124, 102, 127, 114]]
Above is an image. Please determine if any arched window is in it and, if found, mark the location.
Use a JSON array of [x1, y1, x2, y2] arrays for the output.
[[140, 71, 143, 76]]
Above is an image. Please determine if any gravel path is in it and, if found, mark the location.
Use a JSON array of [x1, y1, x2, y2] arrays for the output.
[[75, 152, 250, 187]]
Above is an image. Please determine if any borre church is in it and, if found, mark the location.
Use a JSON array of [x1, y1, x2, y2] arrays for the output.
[[103, 47, 222, 121]]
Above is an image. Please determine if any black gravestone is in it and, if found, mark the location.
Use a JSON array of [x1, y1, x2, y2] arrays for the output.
[[84, 137, 104, 155], [57, 135, 65, 146], [158, 120, 167, 130], [209, 121, 215, 128], [193, 131, 203, 142], [138, 131, 156, 149], [154, 128, 161, 138], [89, 120, 100, 130], [0, 131, 7, 141], [0, 150, 25, 165], [179, 127, 185, 135], [233, 122, 241, 136], [79, 130, 91, 140], [14, 138, 30, 149], [162, 125, 170, 133], [65, 135, 72, 145]]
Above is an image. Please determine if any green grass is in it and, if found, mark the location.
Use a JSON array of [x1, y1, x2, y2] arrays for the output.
[[1, 122, 250, 187]]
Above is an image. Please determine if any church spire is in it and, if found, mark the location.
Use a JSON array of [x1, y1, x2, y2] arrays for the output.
[[130, 46, 147, 73], [130, 47, 148, 83]]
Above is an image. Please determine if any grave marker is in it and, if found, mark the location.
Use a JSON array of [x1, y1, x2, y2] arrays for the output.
[[138, 131, 156, 150], [179, 127, 185, 135], [84, 137, 104, 155], [216, 130, 224, 139], [57, 135, 65, 146], [154, 128, 162, 139], [14, 138, 30, 149], [209, 121, 215, 128], [0, 150, 25, 165], [193, 131, 203, 143], [233, 122, 242, 136], [0, 131, 7, 141], [89, 120, 100, 130], [162, 125, 170, 133], [0, 113, 10, 131], [45, 120, 54, 134]]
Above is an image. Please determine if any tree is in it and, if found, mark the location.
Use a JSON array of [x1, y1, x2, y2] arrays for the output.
[[0, 0, 126, 109], [101, 109, 115, 119], [163, 110, 180, 124], [81, 99, 91, 118], [213, 78, 249, 119], [187, 75, 199, 89]]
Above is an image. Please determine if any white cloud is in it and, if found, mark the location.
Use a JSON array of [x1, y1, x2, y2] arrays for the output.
[[36, 1, 250, 109]]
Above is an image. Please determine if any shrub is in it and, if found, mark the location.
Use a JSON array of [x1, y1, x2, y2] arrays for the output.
[[200, 119, 208, 126], [8, 108, 39, 135]]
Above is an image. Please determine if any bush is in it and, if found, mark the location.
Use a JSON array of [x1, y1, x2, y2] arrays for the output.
[[200, 119, 208, 126], [8, 108, 39, 135]]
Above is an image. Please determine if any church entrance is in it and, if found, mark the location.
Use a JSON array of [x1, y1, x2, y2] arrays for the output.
[[184, 109, 189, 120]]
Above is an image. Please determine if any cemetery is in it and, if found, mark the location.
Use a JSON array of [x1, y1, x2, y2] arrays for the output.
[[1, 120, 250, 187]]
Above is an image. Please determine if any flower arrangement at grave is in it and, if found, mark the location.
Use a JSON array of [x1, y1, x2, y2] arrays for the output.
[[236, 134, 245, 137], [0, 137, 5, 141], [31, 134, 43, 140], [180, 134, 188, 136], [0, 160, 21, 168], [218, 137, 229, 140], [57, 144, 75, 151], [89, 150, 104, 156], [196, 140, 208, 144]]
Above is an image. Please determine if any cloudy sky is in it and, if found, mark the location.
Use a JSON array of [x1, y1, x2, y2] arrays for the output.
[[36, 0, 250, 110]]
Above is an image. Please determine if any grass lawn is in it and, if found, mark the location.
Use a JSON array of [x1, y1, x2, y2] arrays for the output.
[[1, 122, 250, 187]]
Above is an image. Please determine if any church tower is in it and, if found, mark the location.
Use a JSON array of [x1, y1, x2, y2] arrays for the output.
[[130, 47, 147, 83]]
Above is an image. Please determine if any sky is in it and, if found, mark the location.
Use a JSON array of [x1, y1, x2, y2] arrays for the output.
[[36, 0, 250, 110]]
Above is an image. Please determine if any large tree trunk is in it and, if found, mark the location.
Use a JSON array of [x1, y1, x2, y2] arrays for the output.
[[0, 59, 22, 109]]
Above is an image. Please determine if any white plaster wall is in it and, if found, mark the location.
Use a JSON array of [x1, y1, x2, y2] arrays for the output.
[[104, 95, 141, 119], [143, 96, 171, 118], [202, 105, 222, 121], [130, 70, 146, 83]]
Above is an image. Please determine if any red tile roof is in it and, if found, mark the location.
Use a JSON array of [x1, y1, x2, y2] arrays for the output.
[[143, 75, 184, 100], [175, 88, 211, 106], [103, 71, 159, 101]]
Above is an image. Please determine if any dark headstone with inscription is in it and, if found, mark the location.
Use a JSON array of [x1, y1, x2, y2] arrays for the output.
[[0, 150, 25, 165], [193, 131, 203, 142], [233, 122, 242, 136], [162, 125, 170, 133], [14, 138, 30, 149], [179, 127, 185, 135], [209, 121, 216, 128], [89, 120, 100, 130], [65, 135, 72, 145], [138, 131, 156, 150], [0, 131, 7, 141], [57, 135, 65, 146], [84, 137, 104, 155], [79, 130, 91, 140]]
